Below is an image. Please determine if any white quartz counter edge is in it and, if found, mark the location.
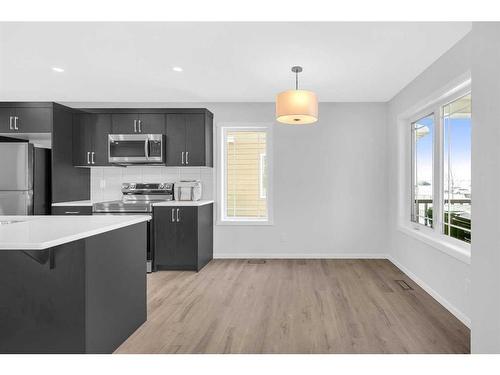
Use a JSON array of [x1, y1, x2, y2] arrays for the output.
[[52, 200, 214, 207], [0, 215, 151, 250], [52, 200, 95, 207], [152, 200, 214, 207]]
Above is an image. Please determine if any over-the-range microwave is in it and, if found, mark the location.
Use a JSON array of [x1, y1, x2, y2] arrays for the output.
[[108, 134, 165, 164]]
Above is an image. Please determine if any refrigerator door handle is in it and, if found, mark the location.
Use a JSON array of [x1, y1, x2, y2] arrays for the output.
[[14, 116, 19, 130], [9, 116, 13, 130], [87, 151, 90, 164]]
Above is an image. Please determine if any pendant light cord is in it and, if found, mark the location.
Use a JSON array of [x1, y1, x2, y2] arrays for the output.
[[295, 70, 299, 90]]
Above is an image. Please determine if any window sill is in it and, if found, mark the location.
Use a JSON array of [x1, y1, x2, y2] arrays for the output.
[[216, 219, 274, 226], [397, 224, 471, 265]]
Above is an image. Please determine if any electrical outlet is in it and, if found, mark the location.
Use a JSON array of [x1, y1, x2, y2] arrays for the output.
[[280, 233, 288, 243]]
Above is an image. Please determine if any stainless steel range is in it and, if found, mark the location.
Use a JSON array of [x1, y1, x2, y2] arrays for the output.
[[93, 183, 174, 272]]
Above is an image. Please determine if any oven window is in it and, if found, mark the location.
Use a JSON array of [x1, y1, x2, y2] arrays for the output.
[[109, 141, 146, 158]]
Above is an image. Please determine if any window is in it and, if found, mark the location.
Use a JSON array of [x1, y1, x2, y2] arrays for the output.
[[408, 89, 471, 245], [220, 126, 272, 223], [443, 94, 471, 243], [411, 114, 434, 228]]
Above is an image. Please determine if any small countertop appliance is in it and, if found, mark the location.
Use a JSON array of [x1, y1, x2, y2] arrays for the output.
[[174, 180, 202, 201]]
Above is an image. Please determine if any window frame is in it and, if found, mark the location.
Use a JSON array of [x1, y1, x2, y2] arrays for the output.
[[216, 122, 274, 226], [410, 111, 436, 228], [397, 77, 471, 264]]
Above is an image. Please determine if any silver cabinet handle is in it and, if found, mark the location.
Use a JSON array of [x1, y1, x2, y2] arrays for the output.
[[9, 116, 13, 130], [186, 151, 189, 165], [171, 208, 175, 222], [181, 151, 184, 165], [138, 120, 142, 133], [144, 140, 149, 160], [87, 151, 90, 164], [176, 208, 180, 222], [14, 116, 19, 130], [134, 120, 137, 133], [91, 151, 95, 164], [64, 211, 80, 214]]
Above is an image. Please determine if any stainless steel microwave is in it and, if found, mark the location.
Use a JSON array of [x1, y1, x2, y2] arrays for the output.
[[108, 134, 165, 164]]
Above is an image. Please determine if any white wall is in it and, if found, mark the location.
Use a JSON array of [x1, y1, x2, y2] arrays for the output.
[[386, 33, 472, 325], [470, 22, 500, 354], [69, 101, 389, 258]]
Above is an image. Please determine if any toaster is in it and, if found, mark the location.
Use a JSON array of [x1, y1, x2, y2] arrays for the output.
[[174, 180, 202, 201]]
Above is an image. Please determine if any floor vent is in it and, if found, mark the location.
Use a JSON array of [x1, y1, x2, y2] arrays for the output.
[[247, 260, 266, 264], [395, 280, 413, 291]]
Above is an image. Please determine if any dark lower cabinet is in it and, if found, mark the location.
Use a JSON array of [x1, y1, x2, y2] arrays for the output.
[[154, 203, 213, 271]]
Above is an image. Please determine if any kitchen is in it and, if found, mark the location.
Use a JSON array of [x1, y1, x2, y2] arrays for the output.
[[1, 12, 500, 375], [0, 103, 215, 352]]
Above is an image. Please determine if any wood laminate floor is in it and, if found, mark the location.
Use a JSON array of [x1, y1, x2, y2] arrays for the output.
[[115, 259, 470, 354]]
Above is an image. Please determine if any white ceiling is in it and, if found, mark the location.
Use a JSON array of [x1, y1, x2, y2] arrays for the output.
[[0, 22, 471, 102]]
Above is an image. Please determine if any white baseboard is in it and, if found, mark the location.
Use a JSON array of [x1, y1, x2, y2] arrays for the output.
[[212, 252, 470, 328], [387, 255, 471, 328], [213, 252, 389, 259]]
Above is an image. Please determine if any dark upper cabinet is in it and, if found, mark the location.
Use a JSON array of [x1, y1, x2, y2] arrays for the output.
[[0, 107, 16, 132], [166, 114, 187, 166], [166, 113, 213, 167], [0, 106, 52, 133], [111, 114, 137, 134], [185, 114, 206, 166], [73, 113, 111, 166], [93, 115, 112, 165], [111, 113, 165, 134], [153, 204, 213, 271], [138, 114, 165, 134]]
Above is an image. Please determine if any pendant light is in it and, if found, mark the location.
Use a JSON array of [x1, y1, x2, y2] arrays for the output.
[[276, 66, 318, 125]]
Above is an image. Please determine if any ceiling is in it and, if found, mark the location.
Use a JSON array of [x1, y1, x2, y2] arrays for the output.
[[0, 22, 471, 102]]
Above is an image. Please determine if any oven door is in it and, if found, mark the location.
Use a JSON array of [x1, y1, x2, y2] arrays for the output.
[[108, 134, 165, 164]]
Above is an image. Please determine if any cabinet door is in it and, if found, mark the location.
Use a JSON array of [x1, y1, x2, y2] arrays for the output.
[[15, 107, 52, 133], [0, 107, 16, 133], [111, 114, 138, 134], [91, 114, 111, 165], [185, 114, 206, 166], [174, 207, 197, 267], [138, 114, 165, 134], [73, 114, 93, 166], [165, 114, 186, 166], [153, 207, 178, 267]]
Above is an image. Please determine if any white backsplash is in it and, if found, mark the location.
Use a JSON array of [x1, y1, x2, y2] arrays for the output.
[[91, 166, 214, 202]]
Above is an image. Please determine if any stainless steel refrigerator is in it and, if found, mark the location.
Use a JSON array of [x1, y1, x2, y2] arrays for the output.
[[0, 142, 50, 215]]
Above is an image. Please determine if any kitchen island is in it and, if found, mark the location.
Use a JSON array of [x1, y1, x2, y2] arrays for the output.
[[0, 215, 150, 354]]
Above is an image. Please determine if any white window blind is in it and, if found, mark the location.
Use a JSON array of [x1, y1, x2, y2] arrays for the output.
[[223, 129, 268, 220]]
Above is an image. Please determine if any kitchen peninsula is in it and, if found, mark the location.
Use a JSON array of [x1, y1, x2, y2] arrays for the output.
[[0, 215, 150, 354]]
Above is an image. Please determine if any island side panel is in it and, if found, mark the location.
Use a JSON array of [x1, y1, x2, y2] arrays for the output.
[[0, 242, 86, 354], [197, 203, 214, 271], [84, 222, 147, 354]]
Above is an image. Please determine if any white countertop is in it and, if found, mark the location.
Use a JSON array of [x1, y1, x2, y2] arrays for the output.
[[0, 215, 151, 250], [52, 200, 95, 207], [152, 200, 214, 207], [52, 200, 214, 207]]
